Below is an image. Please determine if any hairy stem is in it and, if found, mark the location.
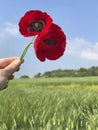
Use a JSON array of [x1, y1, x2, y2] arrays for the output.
[[20, 36, 36, 60]]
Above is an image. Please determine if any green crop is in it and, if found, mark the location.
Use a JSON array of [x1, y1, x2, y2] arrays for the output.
[[0, 77, 98, 130]]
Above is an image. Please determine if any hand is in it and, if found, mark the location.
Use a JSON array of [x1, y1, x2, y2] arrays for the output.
[[0, 57, 23, 90]]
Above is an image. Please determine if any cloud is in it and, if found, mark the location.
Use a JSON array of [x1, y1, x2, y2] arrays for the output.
[[4, 22, 19, 36], [67, 38, 98, 61], [0, 22, 21, 58], [81, 49, 98, 60], [0, 22, 19, 41]]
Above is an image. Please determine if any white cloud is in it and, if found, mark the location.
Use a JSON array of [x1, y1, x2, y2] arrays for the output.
[[4, 22, 19, 36], [0, 22, 21, 58], [81, 50, 98, 60], [67, 38, 98, 61], [0, 22, 19, 41]]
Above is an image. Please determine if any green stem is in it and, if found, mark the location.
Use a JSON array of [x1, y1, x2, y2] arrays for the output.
[[20, 36, 36, 60]]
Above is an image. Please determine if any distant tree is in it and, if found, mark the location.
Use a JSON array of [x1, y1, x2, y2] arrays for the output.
[[34, 73, 42, 78], [20, 75, 29, 78], [79, 67, 86, 72], [87, 66, 97, 76]]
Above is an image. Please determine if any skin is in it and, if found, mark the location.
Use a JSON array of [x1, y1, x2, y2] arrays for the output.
[[0, 57, 23, 90]]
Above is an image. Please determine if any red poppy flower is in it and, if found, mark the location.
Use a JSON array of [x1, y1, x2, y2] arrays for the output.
[[18, 10, 53, 37], [34, 23, 66, 61]]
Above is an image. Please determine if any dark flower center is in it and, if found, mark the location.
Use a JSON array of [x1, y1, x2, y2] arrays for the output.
[[29, 21, 45, 32], [44, 39, 54, 46]]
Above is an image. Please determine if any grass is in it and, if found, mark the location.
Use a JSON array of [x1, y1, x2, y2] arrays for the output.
[[0, 77, 98, 130]]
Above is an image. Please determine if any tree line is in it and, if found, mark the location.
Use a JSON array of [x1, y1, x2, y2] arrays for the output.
[[34, 66, 98, 78]]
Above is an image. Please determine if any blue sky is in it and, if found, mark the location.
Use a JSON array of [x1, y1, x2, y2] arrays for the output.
[[0, 0, 98, 77]]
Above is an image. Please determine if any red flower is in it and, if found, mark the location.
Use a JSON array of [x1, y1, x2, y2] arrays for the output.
[[34, 23, 66, 61], [18, 10, 53, 37]]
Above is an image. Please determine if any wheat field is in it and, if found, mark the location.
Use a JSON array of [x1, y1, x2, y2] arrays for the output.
[[0, 77, 98, 130]]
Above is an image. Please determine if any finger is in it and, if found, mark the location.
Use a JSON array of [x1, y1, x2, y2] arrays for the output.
[[8, 75, 14, 80], [16, 67, 20, 72], [5, 59, 22, 77], [0, 57, 20, 69], [0, 77, 8, 91]]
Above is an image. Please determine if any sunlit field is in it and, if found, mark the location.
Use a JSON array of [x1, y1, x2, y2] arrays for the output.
[[0, 77, 98, 130]]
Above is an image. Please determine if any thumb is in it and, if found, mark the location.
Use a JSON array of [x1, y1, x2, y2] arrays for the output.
[[4, 59, 22, 77]]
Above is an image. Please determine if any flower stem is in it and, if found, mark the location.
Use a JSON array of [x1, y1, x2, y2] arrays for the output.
[[20, 36, 36, 60]]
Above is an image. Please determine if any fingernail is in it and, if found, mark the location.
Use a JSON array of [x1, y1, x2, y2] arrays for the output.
[[21, 59, 24, 63], [14, 59, 21, 66]]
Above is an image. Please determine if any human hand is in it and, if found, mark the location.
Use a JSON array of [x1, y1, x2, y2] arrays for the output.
[[0, 57, 23, 90]]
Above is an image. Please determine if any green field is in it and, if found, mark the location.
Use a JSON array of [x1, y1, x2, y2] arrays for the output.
[[0, 77, 98, 130]]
